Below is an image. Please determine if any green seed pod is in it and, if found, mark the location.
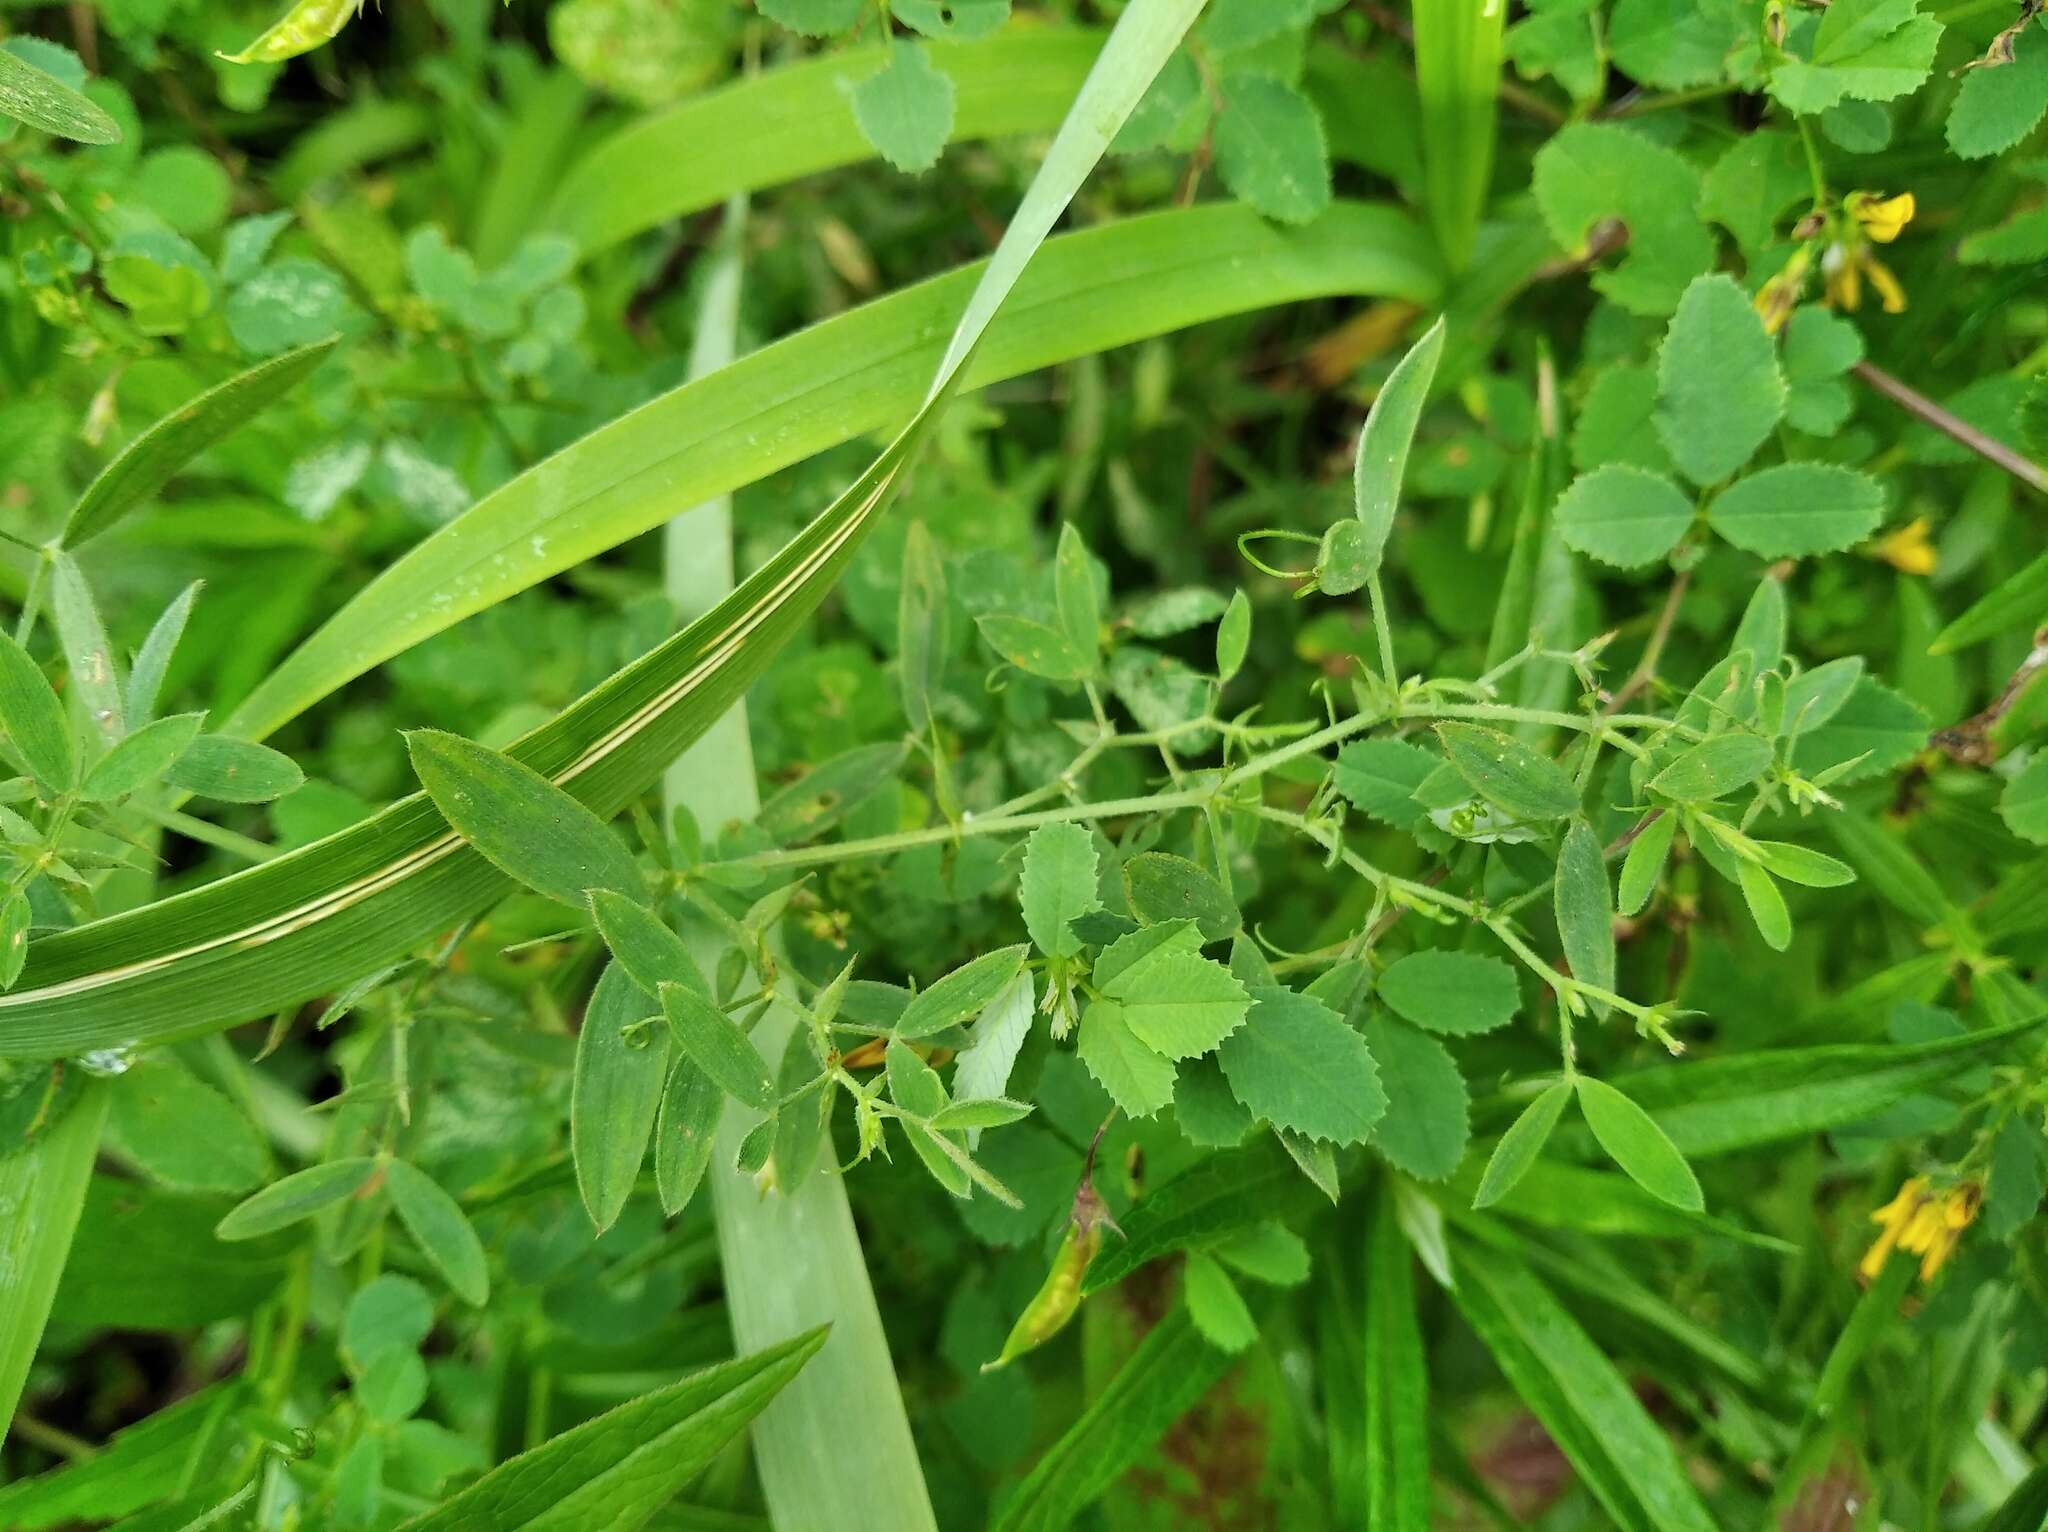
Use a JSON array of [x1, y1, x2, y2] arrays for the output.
[[220, 0, 363, 65], [983, 1182, 1115, 1371]]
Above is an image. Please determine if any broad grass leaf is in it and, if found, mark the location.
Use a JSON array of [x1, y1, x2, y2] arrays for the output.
[[61, 339, 339, 548], [392, 1329, 827, 1532], [0, 631, 76, 795], [1435, 721, 1580, 822], [990, 1306, 1233, 1532], [1654, 273, 1785, 486], [1930, 546, 2048, 652], [1555, 464, 1693, 568], [572, 965, 669, 1234], [408, 729, 641, 907], [1707, 463, 1886, 558], [659, 983, 775, 1111], [897, 946, 1029, 1040], [1378, 949, 1520, 1034], [1352, 316, 1446, 578], [1554, 819, 1615, 1013], [1364, 1196, 1430, 1530], [0, 1377, 248, 1528], [164, 734, 304, 804], [384, 1161, 490, 1307], [1615, 1017, 2046, 1156], [215, 1157, 379, 1241], [1450, 1245, 1719, 1532], [1576, 1077, 1704, 1212], [1216, 986, 1385, 1144], [1473, 1080, 1573, 1207], [0, 1089, 104, 1457], [0, 42, 120, 143], [1020, 823, 1100, 958], [1647, 733, 1774, 801]]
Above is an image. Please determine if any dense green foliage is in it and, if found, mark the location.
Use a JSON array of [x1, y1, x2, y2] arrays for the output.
[[2, 0, 2048, 1528]]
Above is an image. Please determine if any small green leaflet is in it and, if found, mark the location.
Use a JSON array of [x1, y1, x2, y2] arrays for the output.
[[757, 0, 863, 35], [1435, 722, 1581, 822], [383, 1160, 490, 1306], [1212, 75, 1331, 225], [1053, 522, 1100, 675], [1183, 1251, 1258, 1351], [897, 946, 1029, 1040], [1654, 274, 1786, 487], [1122, 852, 1239, 940], [1577, 1076, 1704, 1211], [1735, 859, 1793, 950], [1352, 317, 1447, 581], [572, 964, 669, 1234], [408, 729, 642, 907], [1333, 737, 1437, 831], [1100, 949, 1249, 1059], [1377, 949, 1520, 1035], [1473, 1080, 1574, 1207], [1647, 734, 1774, 801], [978, 614, 1094, 681], [1530, 122, 1713, 314], [654, 1060, 721, 1216], [853, 40, 956, 174], [2002, 756, 2048, 845], [1781, 306, 1864, 435], [1618, 812, 1678, 915], [1021, 822, 1099, 958], [1215, 590, 1251, 682], [1554, 820, 1616, 1015], [1555, 464, 1694, 568], [1363, 1014, 1470, 1181], [1077, 998, 1176, 1117], [0, 630, 76, 795], [164, 734, 305, 804], [393, 1330, 827, 1532], [589, 890, 707, 1001], [1093, 917, 1202, 988], [1216, 986, 1385, 1144], [660, 982, 775, 1111], [215, 1157, 379, 1241], [80, 714, 203, 803], [1707, 464, 1886, 559]]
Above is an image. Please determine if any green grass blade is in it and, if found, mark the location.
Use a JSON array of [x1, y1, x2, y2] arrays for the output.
[[544, 32, 1105, 257], [1412, 0, 1505, 271], [0, 45, 120, 144], [228, 201, 1439, 745], [1449, 1240, 1717, 1532], [0, 1084, 108, 1450]]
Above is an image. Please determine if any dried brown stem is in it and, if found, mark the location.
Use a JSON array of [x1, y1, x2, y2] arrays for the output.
[[1853, 360, 2048, 498]]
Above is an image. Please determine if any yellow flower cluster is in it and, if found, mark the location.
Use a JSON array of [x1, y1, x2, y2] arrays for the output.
[[1753, 191, 1917, 334], [1861, 1176, 1981, 1283]]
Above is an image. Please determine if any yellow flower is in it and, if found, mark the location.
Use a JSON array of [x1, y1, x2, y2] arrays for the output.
[[1863, 254, 1907, 314], [1861, 1176, 1981, 1283], [1753, 248, 1812, 336], [1871, 516, 1937, 576], [1821, 245, 1907, 316], [1847, 190, 1916, 244]]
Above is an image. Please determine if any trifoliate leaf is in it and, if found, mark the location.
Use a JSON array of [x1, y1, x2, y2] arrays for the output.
[[1698, 132, 1811, 253], [852, 40, 955, 174], [1363, 1014, 1471, 1181], [1655, 274, 1786, 486], [1555, 464, 1695, 568], [1213, 74, 1330, 225], [1378, 950, 1521, 1035], [1790, 676, 1928, 784], [1532, 122, 1715, 314], [1217, 986, 1385, 1144], [1508, 0, 1605, 100], [1707, 464, 1886, 558], [1100, 950, 1250, 1060], [1768, 0, 1944, 115]]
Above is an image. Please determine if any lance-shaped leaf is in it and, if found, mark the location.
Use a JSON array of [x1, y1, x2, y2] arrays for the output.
[[660, 982, 775, 1112], [392, 1329, 827, 1532], [61, 339, 339, 548], [573, 964, 670, 1234], [1435, 722, 1580, 822], [1352, 316, 1446, 580], [0, 44, 120, 144], [0, 629, 76, 796]]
